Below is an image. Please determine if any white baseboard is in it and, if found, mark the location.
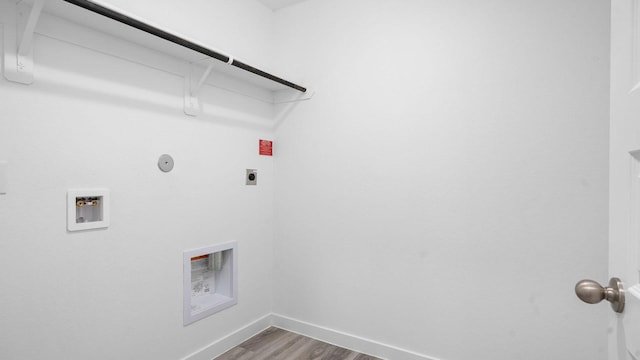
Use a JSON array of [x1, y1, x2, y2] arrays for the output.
[[181, 314, 272, 360], [181, 313, 442, 360], [271, 313, 442, 360]]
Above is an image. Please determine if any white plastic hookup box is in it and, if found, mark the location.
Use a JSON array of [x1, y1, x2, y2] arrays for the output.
[[67, 189, 110, 231]]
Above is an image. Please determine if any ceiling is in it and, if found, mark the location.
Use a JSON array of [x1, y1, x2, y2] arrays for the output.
[[257, 0, 309, 11]]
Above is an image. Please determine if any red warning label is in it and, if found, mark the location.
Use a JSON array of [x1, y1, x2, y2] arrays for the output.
[[259, 139, 273, 156]]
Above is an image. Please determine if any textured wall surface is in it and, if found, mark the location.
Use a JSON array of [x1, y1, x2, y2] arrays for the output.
[[0, 1, 276, 359], [273, 1, 610, 359]]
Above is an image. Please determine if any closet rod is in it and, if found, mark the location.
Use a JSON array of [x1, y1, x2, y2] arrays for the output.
[[62, 0, 307, 93]]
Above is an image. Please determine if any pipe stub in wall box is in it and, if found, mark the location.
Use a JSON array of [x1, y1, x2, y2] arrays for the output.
[[158, 154, 174, 172]]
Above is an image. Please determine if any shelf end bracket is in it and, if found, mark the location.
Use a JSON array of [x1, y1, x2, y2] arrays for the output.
[[3, 0, 45, 85], [184, 60, 218, 116]]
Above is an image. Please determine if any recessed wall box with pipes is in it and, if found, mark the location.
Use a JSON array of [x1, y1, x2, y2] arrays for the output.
[[67, 189, 110, 231], [183, 241, 238, 325]]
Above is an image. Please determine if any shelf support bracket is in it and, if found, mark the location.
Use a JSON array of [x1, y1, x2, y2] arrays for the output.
[[184, 58, 228, 116], [273, 89, 315, 128], [3, 0, 45, 84]]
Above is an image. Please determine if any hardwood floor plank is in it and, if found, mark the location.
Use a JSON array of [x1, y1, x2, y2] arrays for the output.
[[341, 353, 360, 360], [271, 335, 319, 359], [257, 332, 314, 359], [320, 345, 355, 360], [213, 327, 382, 360], [353, 354, 381, 360], [304, 339, 332, 359], [247, 331, 304, 360], [239, 327, 290, 352], [215, 346, 255, 360]]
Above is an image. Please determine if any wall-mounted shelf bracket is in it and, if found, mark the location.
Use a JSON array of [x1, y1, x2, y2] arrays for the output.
[[273, 88, 315, 127], [182, 60, 315, 117], [274, 88, 315, 104], [184, 58, 230, 116], [2, 0, 45, 84]]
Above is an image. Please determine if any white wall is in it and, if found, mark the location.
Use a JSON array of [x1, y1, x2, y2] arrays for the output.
[[273, 1, 610, 359], [0, 0, 612, 359], [0, 1, 276, 359]]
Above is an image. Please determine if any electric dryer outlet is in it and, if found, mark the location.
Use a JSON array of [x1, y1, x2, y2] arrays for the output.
[[246, 169, 257, 185]]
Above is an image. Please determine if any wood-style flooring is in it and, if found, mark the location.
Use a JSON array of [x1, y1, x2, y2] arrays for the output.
[[214, 327, 382, 360]]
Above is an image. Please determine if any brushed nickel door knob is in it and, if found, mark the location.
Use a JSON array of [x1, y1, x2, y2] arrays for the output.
[[575, 277, 625, 313]]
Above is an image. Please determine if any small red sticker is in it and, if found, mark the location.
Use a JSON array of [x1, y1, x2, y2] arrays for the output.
[[259, 139, 273, 156]]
